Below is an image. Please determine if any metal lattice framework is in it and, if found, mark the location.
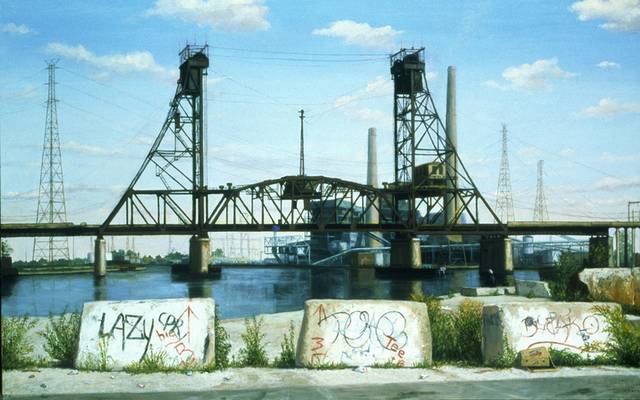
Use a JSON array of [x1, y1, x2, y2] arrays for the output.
[[33, 61, 70, 261], [97, 46, 503, 236], [389, 48, 502, 230], [495, 124, 515, 222], [102, 45, 209, 234]]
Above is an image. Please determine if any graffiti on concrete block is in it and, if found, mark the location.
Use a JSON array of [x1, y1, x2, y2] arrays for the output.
[[310, 304, 409, 365], [520, 310, 601, 350], [97, 304, 200, 366]]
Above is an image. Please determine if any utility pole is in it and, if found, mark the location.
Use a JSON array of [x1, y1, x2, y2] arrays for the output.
[[33, 60, 70, 262], [299, 109, 305, 176], [495, 124, 515, 222], [533, 160, 549, 222]]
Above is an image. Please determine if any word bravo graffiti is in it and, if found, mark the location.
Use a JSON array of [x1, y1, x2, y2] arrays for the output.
[[520, 310, 601, 350]]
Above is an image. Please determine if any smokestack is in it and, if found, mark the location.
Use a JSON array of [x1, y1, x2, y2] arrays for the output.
[[366, 128, 380, 248], [445, 66, 458, 224], [367, 127, 378, 188]]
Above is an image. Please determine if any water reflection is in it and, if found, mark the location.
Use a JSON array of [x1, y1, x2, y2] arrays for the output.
[[1, 266, 540, 319]]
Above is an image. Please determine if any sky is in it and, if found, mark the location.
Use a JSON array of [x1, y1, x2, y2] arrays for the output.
[[1, 0, 639, 260]]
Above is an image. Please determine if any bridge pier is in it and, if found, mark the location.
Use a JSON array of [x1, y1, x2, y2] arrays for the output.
[[479, 236, 513, 277], [189, 234, 210, 275], [94, 236, 106, 278], [390, 236, 422, 268]]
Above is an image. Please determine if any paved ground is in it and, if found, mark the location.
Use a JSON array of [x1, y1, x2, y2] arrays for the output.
[[3, 366, 639, 399], [4, 375, 640, 399]]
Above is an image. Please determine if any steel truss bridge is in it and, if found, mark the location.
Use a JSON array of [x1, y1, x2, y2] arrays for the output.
[[1, 45, 638, 242]]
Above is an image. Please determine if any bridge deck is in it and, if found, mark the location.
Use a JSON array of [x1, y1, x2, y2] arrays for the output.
[[1, 221, 637, 237]]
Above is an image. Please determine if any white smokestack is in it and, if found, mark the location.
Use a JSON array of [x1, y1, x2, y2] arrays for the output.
[[445, 66, 458, 224]]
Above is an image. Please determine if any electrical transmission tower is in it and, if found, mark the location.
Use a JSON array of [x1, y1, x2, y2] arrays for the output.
[[495, 124, 515, 222], [533, 160, 549, 221], [33, 61, 70, 262]]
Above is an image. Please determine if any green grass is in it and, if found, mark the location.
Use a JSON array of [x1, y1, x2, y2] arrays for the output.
[[273, 321, 296, 368], [238, 316, 269, 367], [77, 335, 112, 371], [1, 316, 37, 369], [124, 349, 170, 374], [593, 304, 640, 367], [39, 310, 81, 367]]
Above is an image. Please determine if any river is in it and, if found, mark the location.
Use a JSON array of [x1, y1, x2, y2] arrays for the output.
[[1, 265, 541, 318]]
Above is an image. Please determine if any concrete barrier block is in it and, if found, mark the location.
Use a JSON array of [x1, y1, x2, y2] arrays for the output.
[[515, 280, 552, 298], [482, 302, 619, 364], [296, 299, 431, 367], [76, 298, 215, 370], [461, 286, 516, 297]]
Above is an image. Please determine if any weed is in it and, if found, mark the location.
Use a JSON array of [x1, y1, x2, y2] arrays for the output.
[[124, 349, 169, 374], [372, 360, 400, 368], [214, 308, 231, 369], [487, 337, 516, 368], [454, 300, 483, 364], [238, 316, 269, 367], [411, 294, 483, 365], [593, 305, 640, 367], [39, 310, 81, 367], [78, 334, 112, 371], [273, 321, 296, 368], [1, 316, 36, 369]]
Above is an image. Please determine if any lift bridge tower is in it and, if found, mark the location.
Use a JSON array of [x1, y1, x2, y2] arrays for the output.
[[33, 61, 70, 262], [388, 48, 501, 267]]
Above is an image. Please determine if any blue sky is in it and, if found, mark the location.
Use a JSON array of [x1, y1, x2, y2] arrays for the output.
[[1, 0, 639, 259]]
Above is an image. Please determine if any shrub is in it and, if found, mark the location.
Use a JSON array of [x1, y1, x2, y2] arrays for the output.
[[548, 347, 613, 367], [214, 308, 231, 369], [1, 316, 36, 369], [39, 311, 81, 367], [593, 305, 640, 367], [238, 316, 269, 367], [411, 295, 483, 365], [273, 321, 296, 368], [549, 251, 584, 301]]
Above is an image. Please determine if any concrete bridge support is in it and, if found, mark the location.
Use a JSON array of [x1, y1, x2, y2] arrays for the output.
[[189, 234, 210, 275], [390, 236, 422, 268], [479, 236, 513, 276], [94, 236, 106, 278]]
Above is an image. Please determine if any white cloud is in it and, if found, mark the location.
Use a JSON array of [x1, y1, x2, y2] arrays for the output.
[[593, 176, 640, 191], [499, 58, 575, 90], [517, 146, 543, 160], [1, 190, 39, 200], [426, 70, 438, 81], [63, 140, 125, 156], [597, 60, 620, 69], [580, 97, 640, 117], [600, 152, 640, 162], [352, 107, 387, 125], [483, 79, 508, 91], [1, 22, 32, 35], [312, 20, 402, 50], [365, 76, 392, 93], [570, 0, 640, 32], [147, 0, 270, 32], [44, 42, 172, 77], [334, 95, 359, 108], [558, 148, 576, 158]]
